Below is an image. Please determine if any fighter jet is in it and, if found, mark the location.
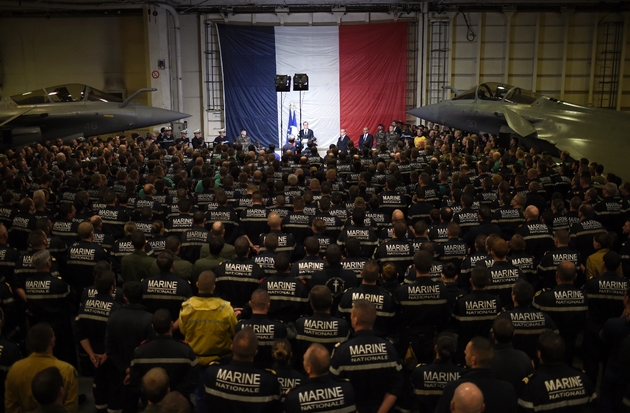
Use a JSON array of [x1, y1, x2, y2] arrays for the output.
[[408, 82, 630, 179], [0, 83, 189, 149]]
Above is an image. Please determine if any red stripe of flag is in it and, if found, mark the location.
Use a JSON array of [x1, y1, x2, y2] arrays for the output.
[[339, 22, 408, 148]]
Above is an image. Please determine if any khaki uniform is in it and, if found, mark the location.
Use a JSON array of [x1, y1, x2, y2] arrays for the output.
[[150, 255, 194, 282], [121, 250, 155, 283], [385, 132, 400, 151], [193, 254, 226, 280], [199, 243, 236, 261], [374, 130, 386, 147], [5, 352, 78, 413], [237, 134, 251, 147]]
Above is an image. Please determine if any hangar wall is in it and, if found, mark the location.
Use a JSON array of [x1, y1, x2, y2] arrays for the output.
[[0, 15, 149, 105], [443, 11, 630, 111]]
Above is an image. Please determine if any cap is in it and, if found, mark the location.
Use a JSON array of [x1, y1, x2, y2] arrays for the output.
[[181, 129, 188, 134], [194, 129, 201, 134], [164, 126, 172, 131], [218, 128, 226, 133]]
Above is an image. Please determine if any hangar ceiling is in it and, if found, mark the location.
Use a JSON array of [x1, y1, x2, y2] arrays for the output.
[[0, 0, 627, 16]]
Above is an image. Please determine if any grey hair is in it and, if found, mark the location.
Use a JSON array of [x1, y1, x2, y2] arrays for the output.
[[32, 249, 51, 270]]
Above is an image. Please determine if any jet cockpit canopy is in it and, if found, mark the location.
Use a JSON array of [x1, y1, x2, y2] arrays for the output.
[[10, 84, 123, 105], [453, 82, 542, 105]]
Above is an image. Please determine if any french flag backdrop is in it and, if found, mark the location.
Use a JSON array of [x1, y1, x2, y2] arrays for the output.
[[217, 22, 408, 150]]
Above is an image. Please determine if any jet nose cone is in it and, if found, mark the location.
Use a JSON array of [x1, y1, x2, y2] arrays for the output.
[[136, 106, 191, 128], [407, 105, 440, 123]]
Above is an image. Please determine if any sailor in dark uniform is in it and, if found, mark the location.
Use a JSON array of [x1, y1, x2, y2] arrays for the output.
[[283, 343, 356, 413], [203, 328, 281, 413], [517, 331, 596, 413]]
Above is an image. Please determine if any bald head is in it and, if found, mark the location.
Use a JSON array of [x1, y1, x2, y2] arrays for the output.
[[141, 367, 170, 405], [450, 383, 484, 413], [525, 205, 539, 220], [392, 209, 404, 223], [211, 221, 225, 237], [268, 212, 282, 229], [303, 343, 331, 378], [196, 271, 216, 293]]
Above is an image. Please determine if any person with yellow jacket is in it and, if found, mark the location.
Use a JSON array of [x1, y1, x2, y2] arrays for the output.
[[177, 270, 237, 413], [5, 323, 78, 413]]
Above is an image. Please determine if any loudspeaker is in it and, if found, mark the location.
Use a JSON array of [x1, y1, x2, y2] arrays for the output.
[[293, 74, 309, 91], [275, 75, 291, 92]]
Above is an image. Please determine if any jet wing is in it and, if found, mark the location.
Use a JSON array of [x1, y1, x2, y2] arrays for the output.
[[0, 107, 37, 128], [495, 107, 537, 137]]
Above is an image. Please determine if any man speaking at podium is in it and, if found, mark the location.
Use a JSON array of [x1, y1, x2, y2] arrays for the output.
[[298, 121, 314, 142]]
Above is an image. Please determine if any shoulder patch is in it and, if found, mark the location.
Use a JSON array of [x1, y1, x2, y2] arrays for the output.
[[522, 374, 533, 384], [265, 368, 277, 376], [415, 363, 427, 368], [208, 361, 220, 366], [534, 289, 544, 297], [334, 342, 342, 348]]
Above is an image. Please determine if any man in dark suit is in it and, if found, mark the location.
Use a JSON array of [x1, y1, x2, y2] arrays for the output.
[[358, 127, 374, 150], [282, 136, 297, 154], [337, 129, 351, 152], [298, 122, 314, 141]]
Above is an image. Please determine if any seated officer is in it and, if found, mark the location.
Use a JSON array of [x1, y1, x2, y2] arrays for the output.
[[203, 327, 281, 413], [517, 331, 596, 413], [330, 299, 403, 413], [283, 343, 356, 413]]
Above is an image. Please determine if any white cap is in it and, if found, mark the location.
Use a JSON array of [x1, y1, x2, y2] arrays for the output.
[[218, 128, 226, 133], [164, 126, 172, 131], [194, 129, 201, 134], [181, 129, 188, 134]]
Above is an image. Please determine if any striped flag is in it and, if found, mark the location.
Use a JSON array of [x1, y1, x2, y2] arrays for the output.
[[287, 104, 298, 145], [218, 23, 407, 149]]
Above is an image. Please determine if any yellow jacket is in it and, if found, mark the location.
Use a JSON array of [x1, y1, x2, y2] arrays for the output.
[[178, 294, 237, 366], [5, 352, 78, 413], [586, 248, 623, 280]]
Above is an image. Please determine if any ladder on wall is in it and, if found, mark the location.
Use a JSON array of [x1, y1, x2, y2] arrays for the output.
[[428, 19, 450, 105], [407, 21, 419, 114], [595, 21, 623, 109], [204, 22, 224, 112]]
